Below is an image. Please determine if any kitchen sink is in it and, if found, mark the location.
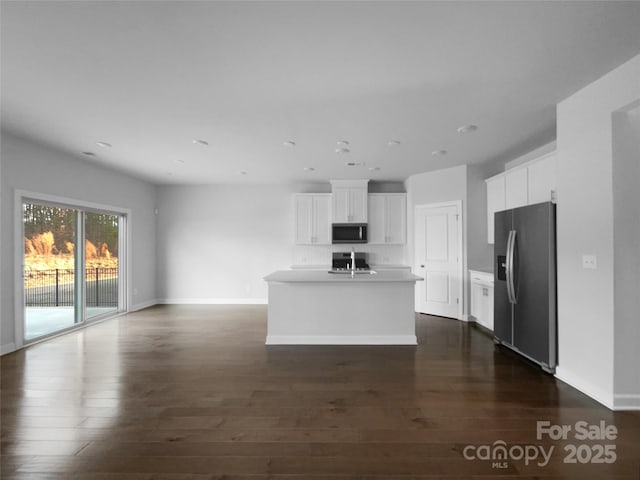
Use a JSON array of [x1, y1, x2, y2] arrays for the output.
[[328, 269, 377, 275]]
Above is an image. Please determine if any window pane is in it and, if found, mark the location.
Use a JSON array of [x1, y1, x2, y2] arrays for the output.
[[85, 212, 119, 319], [23, 202, 77, 339]]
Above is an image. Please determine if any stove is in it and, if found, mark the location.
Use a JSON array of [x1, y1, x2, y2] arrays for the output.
[[330, 252, 370, 271]]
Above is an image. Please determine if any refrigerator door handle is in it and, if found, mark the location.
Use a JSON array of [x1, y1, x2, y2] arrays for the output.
[[505, 230, 512, 302], [506, 229, 517, 304]]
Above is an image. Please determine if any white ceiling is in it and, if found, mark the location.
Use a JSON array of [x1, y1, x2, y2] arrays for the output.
[[2, 1, 640, 185]]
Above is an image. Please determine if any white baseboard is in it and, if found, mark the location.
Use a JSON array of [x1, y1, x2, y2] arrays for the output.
[[1, 342, 16, 356], [613, 394, 640, 411], [159, 298, 267, 305], [554, 366, 613, 410], [461, 314, 469, 322], [265, 335, 417, 345], [129, 299, 159, 312]]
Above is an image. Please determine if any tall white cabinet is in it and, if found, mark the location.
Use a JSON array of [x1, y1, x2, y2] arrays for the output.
[[485, 152, 557, 243], [368, 193, 406, 244], [293, 194, 331, 245], [330, 180, 368, 223]]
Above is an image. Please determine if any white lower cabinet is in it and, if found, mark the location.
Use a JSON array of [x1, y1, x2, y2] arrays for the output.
[[469, 270, 494, 331]]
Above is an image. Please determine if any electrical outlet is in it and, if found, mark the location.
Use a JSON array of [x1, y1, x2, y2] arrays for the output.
[[582, 255, 597, 269]]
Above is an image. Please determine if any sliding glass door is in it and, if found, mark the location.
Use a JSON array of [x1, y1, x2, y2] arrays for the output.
[[23, 203, 79, 339], [23, 199, 124, 342], [85, 212, 120, 320]]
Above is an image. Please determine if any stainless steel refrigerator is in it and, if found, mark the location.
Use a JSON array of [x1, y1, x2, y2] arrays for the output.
[[494, 202, 557, 373]]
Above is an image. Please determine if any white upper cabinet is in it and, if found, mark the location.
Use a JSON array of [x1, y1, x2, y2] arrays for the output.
[[330, 180, 368, 223], [294, 194, 331, 245], [385, 194, 406, 244], [368, 193, 406, 244], [505, 168, 528, 209], [485, 151, 557, 244], [527, 152, 557, 205], [367, 194, 386, 242]]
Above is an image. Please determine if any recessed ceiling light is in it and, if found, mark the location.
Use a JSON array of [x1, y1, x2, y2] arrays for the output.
[[368, 167, 381, 171], [174, 159, 185, 164], [166, 171, 173, 176], [192, 139, 209, 146], [345, 161, 365, 167], [82, 151, 96, 156], [336, 147, 350, 154], [387, 140, 401, 147], [95, 141, 112, 148], [457, 124, 478, 134], [303, 167, 315, 172], [432, 149, 448, 156], [283, 140, 296, 147], [337, 140, 350, 147], [239, 171, 247, 175]]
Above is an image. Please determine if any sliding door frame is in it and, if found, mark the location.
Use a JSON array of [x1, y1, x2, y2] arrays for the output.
[[14, 190, 131, 349]]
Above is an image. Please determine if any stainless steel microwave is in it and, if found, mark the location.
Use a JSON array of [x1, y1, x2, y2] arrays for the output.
[[332, 223, 367, 244]]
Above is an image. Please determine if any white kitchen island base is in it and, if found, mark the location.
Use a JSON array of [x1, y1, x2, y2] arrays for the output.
[[264, 270, 422, 345]]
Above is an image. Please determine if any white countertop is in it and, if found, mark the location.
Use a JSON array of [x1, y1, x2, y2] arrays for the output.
[[469, 269, 493, 275], [290, 264, 411, 270], [469, 269, 494, 279], [264, 269, 423, 283]]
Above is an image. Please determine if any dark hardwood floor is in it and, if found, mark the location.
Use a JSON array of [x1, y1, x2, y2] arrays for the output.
[[1, 305, 639, 479]]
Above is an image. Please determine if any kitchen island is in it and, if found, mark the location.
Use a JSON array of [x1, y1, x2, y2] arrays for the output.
[[263, 269, 423, 345]]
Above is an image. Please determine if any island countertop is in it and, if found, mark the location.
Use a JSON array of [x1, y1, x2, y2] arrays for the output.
[[264, 269, 423, 283], [264, 269, 421, 345]]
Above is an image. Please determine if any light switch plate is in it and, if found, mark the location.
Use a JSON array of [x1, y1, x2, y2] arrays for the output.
[[582, 254, 597, 269]]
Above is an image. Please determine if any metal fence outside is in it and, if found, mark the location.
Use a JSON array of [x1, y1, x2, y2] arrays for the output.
[[24, 268, 118, 307]]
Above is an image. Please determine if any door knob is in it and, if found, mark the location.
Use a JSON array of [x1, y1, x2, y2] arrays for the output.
[[420, 264, 425, 268]]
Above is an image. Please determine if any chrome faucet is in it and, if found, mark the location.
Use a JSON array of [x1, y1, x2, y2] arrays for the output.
[[350, 248, 356, 273]]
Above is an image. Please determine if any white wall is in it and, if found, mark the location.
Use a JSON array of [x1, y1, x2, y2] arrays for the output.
[[405, 165, 468, 251], [0, 132, 158, 353], [556, 54, 640, 409], [466, 160, 504, 273], [612, 105, 640, 407], [156, 183, 410, 303], [504, 141, 557, 171], [405, 165, 468, 316], [156, 184, 294, 302]]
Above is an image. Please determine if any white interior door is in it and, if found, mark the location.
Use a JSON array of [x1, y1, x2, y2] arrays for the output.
[[414, 203, 462, 319]]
